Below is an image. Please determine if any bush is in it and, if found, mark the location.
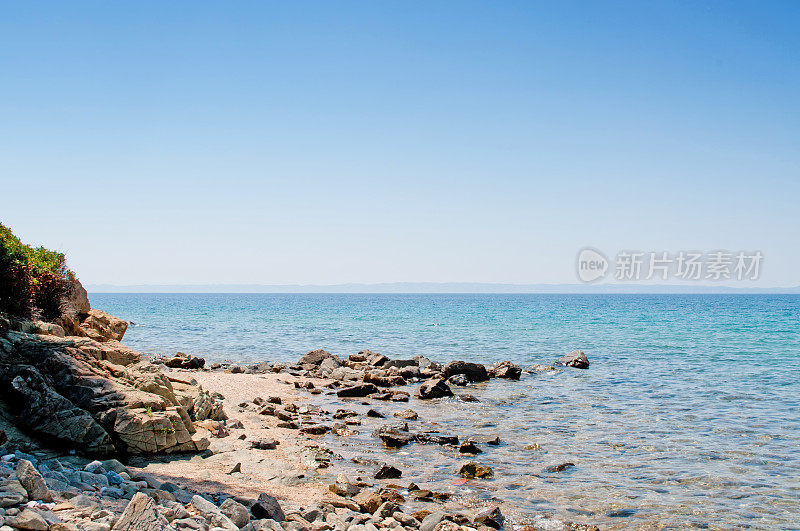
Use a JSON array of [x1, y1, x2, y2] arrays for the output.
[[0, 222, 72, 320]]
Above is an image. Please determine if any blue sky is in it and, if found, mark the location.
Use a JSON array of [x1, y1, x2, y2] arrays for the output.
[[1, 2, 798, 287]]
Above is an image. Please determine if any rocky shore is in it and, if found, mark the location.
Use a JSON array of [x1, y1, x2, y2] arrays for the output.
[[0, 282, 595, 531]]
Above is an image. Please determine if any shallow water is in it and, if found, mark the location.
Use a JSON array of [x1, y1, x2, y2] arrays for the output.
[[93, 293, 800, 528]]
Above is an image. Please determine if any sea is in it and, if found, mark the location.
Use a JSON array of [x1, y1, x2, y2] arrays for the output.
[[92, 293, 800, 529]]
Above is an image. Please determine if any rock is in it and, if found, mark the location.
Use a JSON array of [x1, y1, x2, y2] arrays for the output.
[[393, 409, 418, 420], [359, 350, 389, 367], [15, 459, 52, 502], [299, 350, 341, 367], [220, 498, 251, 528], [352, 490, 383, 514], [458, 441, 481, 454], [229, 462, 242, 474], [419, 512, 446, 531], [442, 361, 488, 382], [322, 492, 360, 512], [79, 309, 129, 342], [251, 438, 279, 450], [191, 494, 239, 531], [555, 350, 589, 369], [363, 372, 406, 388], [300, 424, 331, 435], [374, 501, 398, 518], [162, 352, 206, 370], [330, 474, 360, 497], [458, 462, 493, 479], [366, 409, 384, 418], [374, 463, 402, 479], [467, 435, 501, 445], [251, 493, 285, 522], [446, 374, 469, 387], [545, 462, 575, 473], [529, 364, 557, 372], [416, 379, 453, 399], [378, 430, 412, 448], [0, 479, 29, 507], [6, 508, 49, 530], [473, 507, 503, 528], [113, 492, 172, 530], [490, 361, 522, 380], [337, 384, 378, 398], [433, 521, 460, 531]]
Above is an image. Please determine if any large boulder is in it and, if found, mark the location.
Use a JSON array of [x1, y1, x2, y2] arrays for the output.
[[442, 361, 488, 382], [0, 328, 216, 456], [79, 309, 129, 342], [555, 350, 590, 369]]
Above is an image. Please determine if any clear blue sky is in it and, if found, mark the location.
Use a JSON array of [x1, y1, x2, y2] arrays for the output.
[[1, 2, 798, 287]]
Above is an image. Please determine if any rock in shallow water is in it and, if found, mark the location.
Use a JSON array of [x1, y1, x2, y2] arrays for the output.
[[374, 463, 402, 479], [416, 379, 453, 399], [458, 461, 493, 479], [555, 350, 590, 369]]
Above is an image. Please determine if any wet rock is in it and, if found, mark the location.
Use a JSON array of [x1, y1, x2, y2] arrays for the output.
[[447, 374, 469, 387], [299, 349, 341, 367], [337, 384, 379, 398], [490, 361, 522, 380], [16, 459, 52, 502], [529, 364, 557, 373], [473, 507, 504, 528], [416, 379, 453, 400], [364, 372, 406, 388], [393, 409, 418, 420], [555, 350, 589, 369], [468, 435, 501, 445], [374, 463, 402, 479], [442, 361, 489, 382], [544, 462, 575, 473], [414, 433, 459, 446], [366, 409, 384, 418], [458, 462, 493, 479], [352, 490, 383, 513], [459, 441, 482, 454], [114, 492, 172, 530], [458, 394, 479, 402], [251, 493, 286, 522], [330, 474, 360, 497], [378, 430, 413, 448]]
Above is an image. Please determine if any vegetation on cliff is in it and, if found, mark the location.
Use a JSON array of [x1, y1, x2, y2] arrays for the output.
[[0, 222, 72, 320]]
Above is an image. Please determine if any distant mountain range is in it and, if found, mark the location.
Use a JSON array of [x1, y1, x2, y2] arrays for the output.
[[86, 282, 800, 294]]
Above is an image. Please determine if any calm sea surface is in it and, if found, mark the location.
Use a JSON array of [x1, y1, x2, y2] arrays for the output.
[[92, 293, 800, 529]]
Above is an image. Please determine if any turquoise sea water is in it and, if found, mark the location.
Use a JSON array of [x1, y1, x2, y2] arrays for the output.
[[92, 293, 800, 528]]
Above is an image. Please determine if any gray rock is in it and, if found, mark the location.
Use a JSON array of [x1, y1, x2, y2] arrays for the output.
[[6, 508, 49, 530], [113, 492, 172, 530], [442, 361, 488, 382], [419, 512, 446, 531], [373, 502, 397, 518], [220, 497, 251, 528]]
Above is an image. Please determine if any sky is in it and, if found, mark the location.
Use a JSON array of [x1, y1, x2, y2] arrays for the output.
[[1, 1, 798, 288]]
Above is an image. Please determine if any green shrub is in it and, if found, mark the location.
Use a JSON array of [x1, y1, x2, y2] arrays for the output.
[[0, 222, 72, 320]]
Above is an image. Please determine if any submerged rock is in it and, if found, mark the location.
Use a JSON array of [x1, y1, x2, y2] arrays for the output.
[[458, 461, 493, 479], [545, 462, 575, 473], [555, 350, 590, 369]]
